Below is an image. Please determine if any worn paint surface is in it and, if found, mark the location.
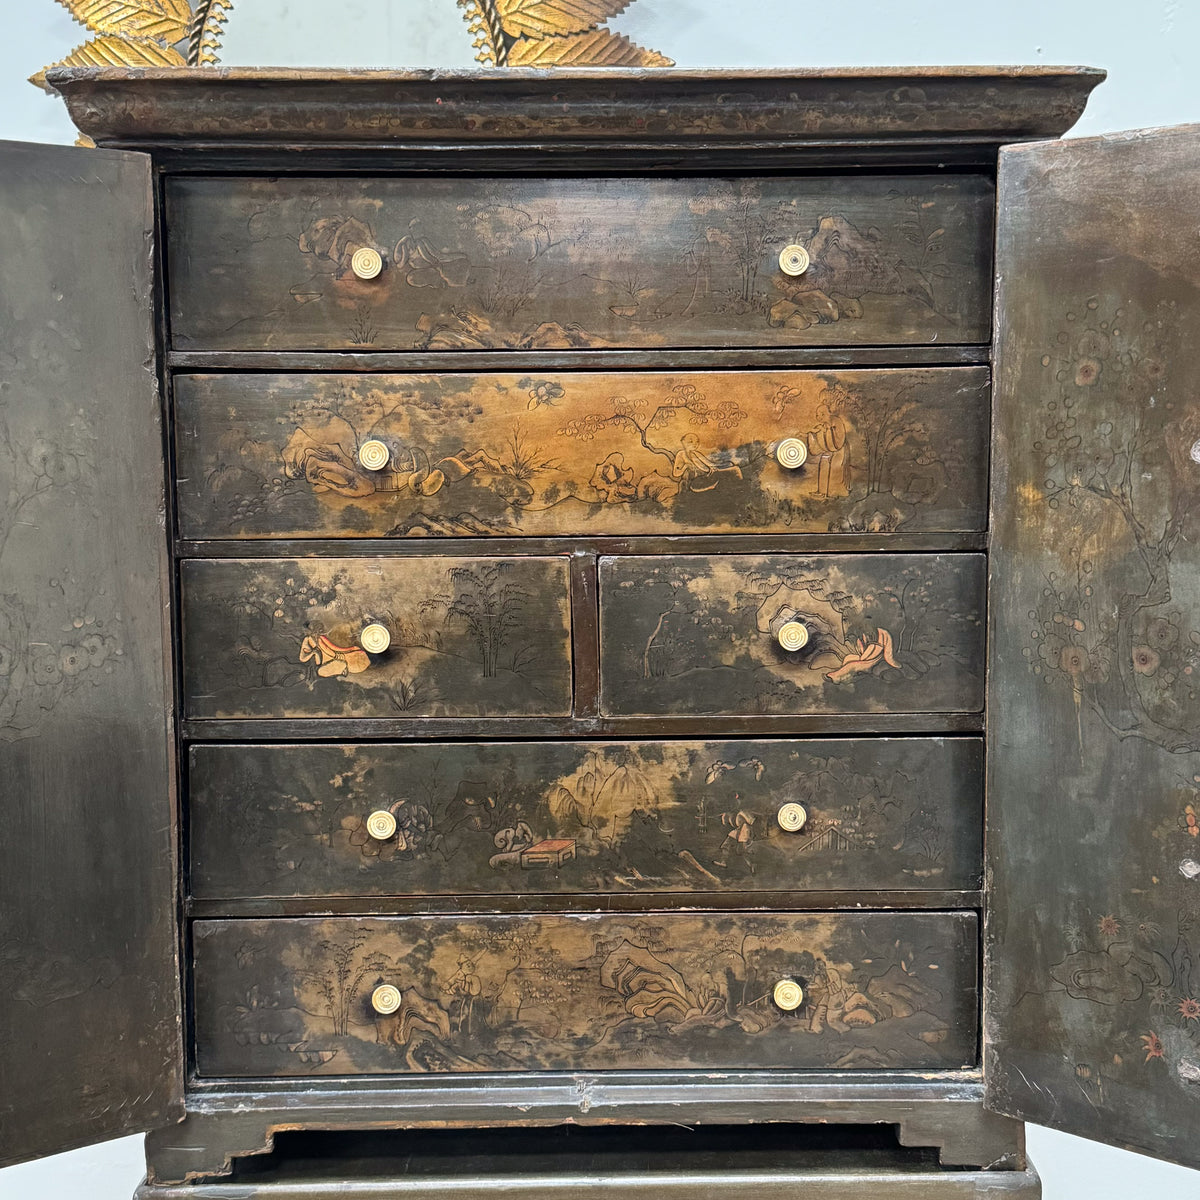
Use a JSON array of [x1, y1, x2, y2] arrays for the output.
[[182, 557, 573, 719], [0, 141, 180, 1164], [166, 175, 993, 351], [192, 913, 978, 1076], [987, 125, 1200, 1167], [599, 554, 985, 716], [188, 738, 982, 899], [173, 368, 989, 538]]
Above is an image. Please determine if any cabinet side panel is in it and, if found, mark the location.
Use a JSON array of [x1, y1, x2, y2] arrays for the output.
[[987, 125, 1200, 1167], [0, 140, 181, 1165]]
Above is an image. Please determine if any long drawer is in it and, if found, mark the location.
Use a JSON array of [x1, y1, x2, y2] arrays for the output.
[[188, 738, 983, 899], [192, 912, 979, 1076], [180, 556, 572, 719], [173, 368, 990, 539], [599, 554, 985, 716], [166, 174, 993, 351]]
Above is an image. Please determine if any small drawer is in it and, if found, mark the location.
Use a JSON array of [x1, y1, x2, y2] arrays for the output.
[[188, 737, 983, 899], [173, 368, 990, 540], [166, 174, 993, 351], [192, 911, 979, 1077], [181, 557, 572, 719], [599, 554, 985, 717]]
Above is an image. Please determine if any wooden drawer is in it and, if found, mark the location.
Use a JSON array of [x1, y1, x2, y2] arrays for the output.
[[599, 554, 984, 716], [173, 368, 989, 540], [188, 737, 983, 899], [166, 174, 993, 351], [192, 912, 979, 1077], [181, 557, 572, 719]]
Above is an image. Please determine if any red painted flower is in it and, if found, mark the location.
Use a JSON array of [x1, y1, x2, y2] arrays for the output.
[[1097, 915, 1121, 937], [1075, 357, 1102, 386], [1178, 997, 1200, 1022], [1132, 645, 1161, 676], [1141, 1032, 1165, 1062], [1060, 646, 1087, 677]]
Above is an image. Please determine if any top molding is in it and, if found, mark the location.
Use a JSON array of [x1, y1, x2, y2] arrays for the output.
[[47, 66, 1105, 149]]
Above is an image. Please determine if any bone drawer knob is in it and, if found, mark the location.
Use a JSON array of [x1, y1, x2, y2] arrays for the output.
[[371, 985, 402, 1015], [358, 439, 390, 470], [776, 802, 808, 833], [778, 243, 810, 276], [775, 437, 808, 469], [366, 810, 397, 840], [351, 246, 384, 279], [359, 623, 391, 654], [773, 980, 805, 1011], [776, 621, 810, 652]]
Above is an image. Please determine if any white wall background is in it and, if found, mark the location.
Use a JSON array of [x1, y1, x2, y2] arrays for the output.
[[2, 2, 1199, 1197]]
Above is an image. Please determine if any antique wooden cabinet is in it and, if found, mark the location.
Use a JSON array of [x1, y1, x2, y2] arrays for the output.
[[2, 66, 1199, 1197]]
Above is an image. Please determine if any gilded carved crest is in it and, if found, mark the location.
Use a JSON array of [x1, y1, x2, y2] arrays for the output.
[[31, 0, 672, 91]]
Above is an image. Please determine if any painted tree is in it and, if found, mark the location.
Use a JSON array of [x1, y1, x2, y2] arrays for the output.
[[424, 561, 530, 677]]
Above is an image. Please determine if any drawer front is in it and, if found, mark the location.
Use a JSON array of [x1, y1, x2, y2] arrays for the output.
[[181, 557, 572, 719], [166, 175, 993, 351], [188, 737, 983, 899], [174, 368, 989, 540], [599, 554, 985, 716], [192, 912, 978, 1076]]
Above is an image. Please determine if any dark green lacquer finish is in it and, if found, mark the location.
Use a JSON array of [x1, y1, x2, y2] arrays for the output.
[[181, 557, 572, 719], [172, 368, 990, 539], [187, 738, 983, 899], [192, 912, 978, 1077], [599, 554, 985, 716], [987, 124, 1200, 1169], [165, 174, 993, 352]]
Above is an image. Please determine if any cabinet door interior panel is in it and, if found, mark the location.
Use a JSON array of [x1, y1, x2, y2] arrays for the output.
[[187, 737, 983, 899], [172, 368, 990, 539], [191, 912, 980, 1077], [599, 554, 986, 717], [166, 174, 994, 351], [181, 557, 572, 719]]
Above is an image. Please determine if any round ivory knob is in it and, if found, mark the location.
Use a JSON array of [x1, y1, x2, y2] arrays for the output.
[[776, 621, 810, 652], [351, 247, 384, 280], [777, 802, 808, 833], [358, 439, 390, 471], [366, 810, 397, 840], [360, 622, 391, 654], [773, 979, 805, 1011], [778, 244, 810, 277], [776, 437, 808, 470], [371, 984, 402, 1015]]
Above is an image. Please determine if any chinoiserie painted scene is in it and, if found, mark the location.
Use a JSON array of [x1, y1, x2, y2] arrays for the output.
[[192, 913, 979, 1076], [173, 368, 988, 538], [166, 174, 993, 351], [188, 738, 983, 898], [988, 124, 1200, 1164], [599, 554, 985, 716], [182, 557, 572, 718]]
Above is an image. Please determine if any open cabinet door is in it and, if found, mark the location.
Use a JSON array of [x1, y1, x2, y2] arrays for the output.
[[0, 142, 181, 1165], [988, 125, 1200, 1166]]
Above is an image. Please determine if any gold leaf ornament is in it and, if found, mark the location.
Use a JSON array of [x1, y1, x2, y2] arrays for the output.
[[461, 0, 673, 67], [31, 33, 185, 90], [55, 0, 190, 40], [508, 28, 672, 66], [494, 0, 632, 38]]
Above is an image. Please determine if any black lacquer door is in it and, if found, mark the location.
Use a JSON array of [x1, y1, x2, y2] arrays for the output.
[[0, 141, 181, 1166], [988, 124, 1200, 1168]]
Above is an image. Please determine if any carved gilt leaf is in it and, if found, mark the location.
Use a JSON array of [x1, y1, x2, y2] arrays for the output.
[[187, 0, 234, 66], [494, 0, 632, 39], [507, 28, 673, 66], [54, 0, 190, 41], [31, 34, 186, 90]]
